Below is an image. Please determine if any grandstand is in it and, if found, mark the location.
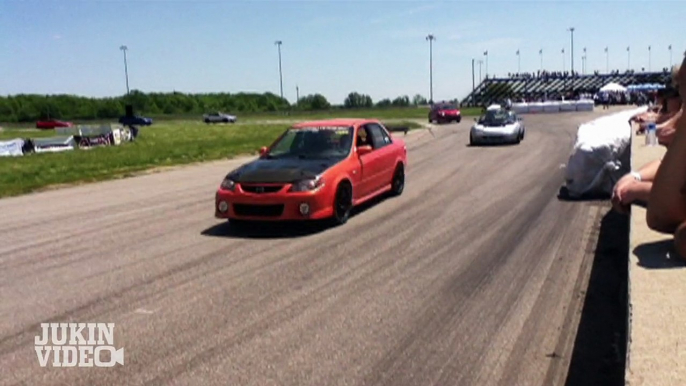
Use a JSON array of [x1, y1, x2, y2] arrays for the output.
[[462, 69, 673, 107]]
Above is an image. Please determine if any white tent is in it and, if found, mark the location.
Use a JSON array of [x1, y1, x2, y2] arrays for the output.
[[599, 82, 627, 92]]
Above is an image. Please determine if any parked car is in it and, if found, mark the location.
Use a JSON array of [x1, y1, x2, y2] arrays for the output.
[[118, 115, 153, 126], [469, 108, 525, 145], [36, 119, 73, 130], [215, 118, 407, 226], [429, 103, 461, 124], [203, 112, 237, 124]]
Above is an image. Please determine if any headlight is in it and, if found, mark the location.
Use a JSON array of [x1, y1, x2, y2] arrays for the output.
[[220, 178, 236, 191], [289, 177, 324, 192]]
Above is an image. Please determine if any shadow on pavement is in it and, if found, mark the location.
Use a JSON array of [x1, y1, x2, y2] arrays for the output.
[[201, 220, 329, 239], [565, 209, 628, 386], [200, 194, 392, 239], [557, 186, 610, 202], [633, 239, 686, 269], [465, 142, 520, 148]]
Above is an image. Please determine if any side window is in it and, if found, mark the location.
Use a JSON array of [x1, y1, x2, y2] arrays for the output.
[[356, 126, 372, 147], [367, 124, 392, 149]]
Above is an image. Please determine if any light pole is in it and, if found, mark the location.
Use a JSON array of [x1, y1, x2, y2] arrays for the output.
[[471, 58, 475, 105], [627, 46, 631, 71], [296, 85, 300, 105], [119, 45, 130, 95], [669, 44, 673, 67], [483, 50, 488, 78], [648, 45, 651, 72], [516, 49, 520, 73], [605, 47, 609, 73], [274, 40, 283, 100], [562, 48, 565, 72], [568, 27, 575, 91], [426, 34, 436, 103], [477, 59, 483, 82], [582, 47, 587, 74], [539, 49, 543, 72]]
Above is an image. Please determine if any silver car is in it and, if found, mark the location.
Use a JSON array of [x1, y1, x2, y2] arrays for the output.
[[203, 112, 237, 124], [469, 109, 525, 145]]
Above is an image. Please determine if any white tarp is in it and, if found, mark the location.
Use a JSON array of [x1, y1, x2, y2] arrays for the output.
[[0, 138, 25, 157], [564, 106, 648, 198]]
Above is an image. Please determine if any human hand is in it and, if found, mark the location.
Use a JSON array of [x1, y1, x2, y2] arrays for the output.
[[611, 174, 638, 214], [657, 125, 676, 146]]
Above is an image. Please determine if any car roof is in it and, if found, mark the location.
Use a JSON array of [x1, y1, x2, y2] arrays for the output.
[[291, 118, 376, 128]]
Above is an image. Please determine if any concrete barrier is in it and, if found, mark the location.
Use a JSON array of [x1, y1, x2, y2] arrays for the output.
[[513, 100, 595, 114]]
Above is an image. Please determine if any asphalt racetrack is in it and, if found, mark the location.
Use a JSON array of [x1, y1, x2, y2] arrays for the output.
[[1, 110, 611, 385]]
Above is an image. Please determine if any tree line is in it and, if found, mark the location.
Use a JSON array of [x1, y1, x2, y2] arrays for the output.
[[0, 90, 435, 123]]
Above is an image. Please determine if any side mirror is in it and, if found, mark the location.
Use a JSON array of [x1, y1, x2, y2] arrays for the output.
[[357, 145, 373, 156], [259, 146, 268, 156], [473, 118, 478, 122]]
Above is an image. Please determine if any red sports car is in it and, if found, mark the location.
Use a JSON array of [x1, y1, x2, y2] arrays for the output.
[[215, 118, 408, 225], [36, 119, 73, 130], [428, 103, 461, 124]]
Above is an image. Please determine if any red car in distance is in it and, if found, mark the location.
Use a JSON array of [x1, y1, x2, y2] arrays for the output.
[[36, 119, 73, 130], [428, 102, 462, 124], [215, 118, 407, 226]]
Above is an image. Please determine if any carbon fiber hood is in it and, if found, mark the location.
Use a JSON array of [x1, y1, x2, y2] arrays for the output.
[[227, 157, 341, 183]]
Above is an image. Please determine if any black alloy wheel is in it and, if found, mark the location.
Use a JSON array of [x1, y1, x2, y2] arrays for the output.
[[331, 183, 353, 225], [390, 165, 405, 196]]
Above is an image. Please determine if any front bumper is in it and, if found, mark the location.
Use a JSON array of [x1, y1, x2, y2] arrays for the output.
[[471, 130, 519, 143], [215, 185, 333, 221], [437, 114, 461, 121]]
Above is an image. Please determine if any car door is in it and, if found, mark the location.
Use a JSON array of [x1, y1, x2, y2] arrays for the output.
[[355, 125, 385, 199], [368, 123, 396, 182], [361, 123, 395, 193]]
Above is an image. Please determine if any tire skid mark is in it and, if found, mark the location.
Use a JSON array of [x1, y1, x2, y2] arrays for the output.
[[125, 158, 555, 383], [0, 198, 208, 268], [362, 159, 572, 386]]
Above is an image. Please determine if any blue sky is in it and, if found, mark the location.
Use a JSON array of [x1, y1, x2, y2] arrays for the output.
[[1, 0, 683, 104]]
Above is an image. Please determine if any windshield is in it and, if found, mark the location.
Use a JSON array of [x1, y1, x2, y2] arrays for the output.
[[437, 104, 457, 110], [478, 110, 514, 125], [266, 126, 354, 159]]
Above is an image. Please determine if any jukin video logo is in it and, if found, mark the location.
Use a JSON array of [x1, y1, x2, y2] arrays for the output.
[[35, 323, 124, 367]]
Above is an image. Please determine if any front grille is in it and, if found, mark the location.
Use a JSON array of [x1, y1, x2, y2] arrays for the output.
[[233, 204, 284, 217], [241, 185, 284, 194]]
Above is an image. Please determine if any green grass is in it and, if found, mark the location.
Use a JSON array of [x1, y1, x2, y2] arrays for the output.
[[0, 107, 482, 128], [0, 119, 424, 198], [149, 106, 483, 122]]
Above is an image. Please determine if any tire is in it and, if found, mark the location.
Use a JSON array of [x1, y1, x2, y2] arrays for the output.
[[469, 134, 476, 146], [456, 117, 462, 123], [223, 118, 229, 123], [390, 164, 405, 196], [330, 182, 353, 226], [205, 119, 211, 124]]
